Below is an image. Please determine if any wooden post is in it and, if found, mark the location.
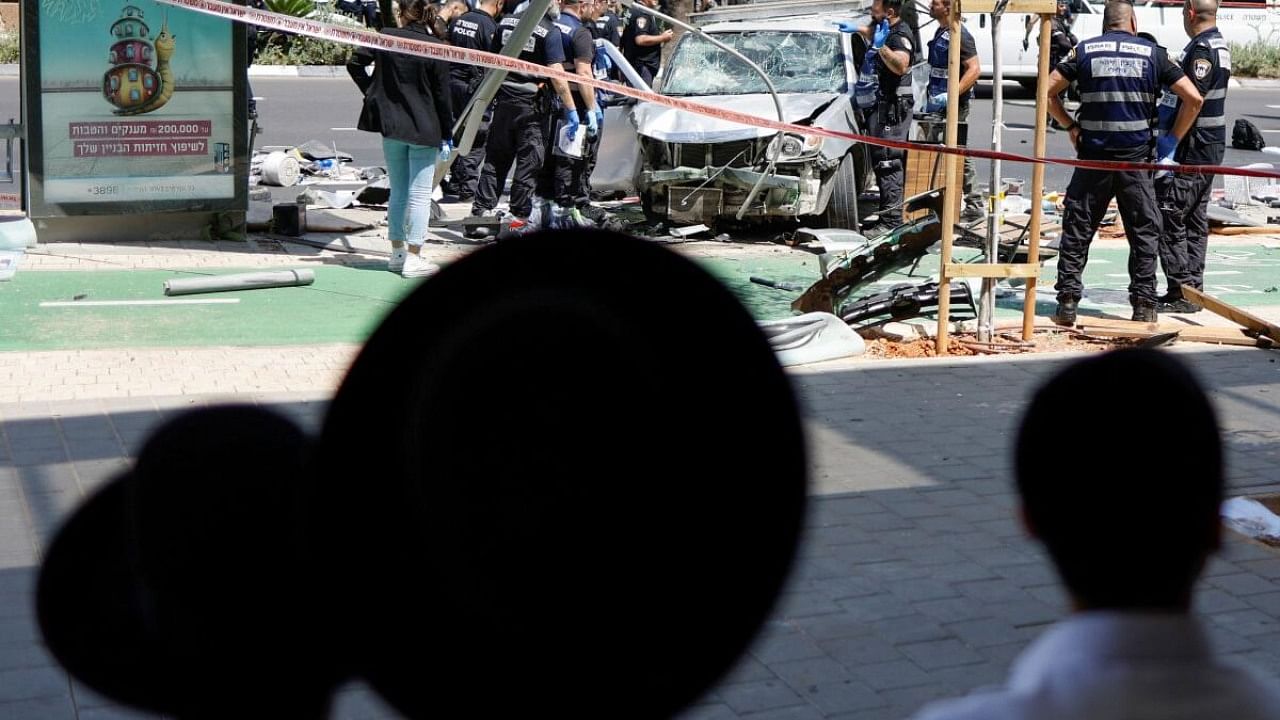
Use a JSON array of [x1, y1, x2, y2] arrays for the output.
[[935, 0, 963, 355], [1023, 13, 1052, 340]]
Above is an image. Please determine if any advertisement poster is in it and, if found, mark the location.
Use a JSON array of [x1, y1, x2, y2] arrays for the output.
[[37, 0, 236, 206]]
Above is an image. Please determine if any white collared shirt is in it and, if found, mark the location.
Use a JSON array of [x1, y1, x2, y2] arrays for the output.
[[913, 611, 1280, 720]]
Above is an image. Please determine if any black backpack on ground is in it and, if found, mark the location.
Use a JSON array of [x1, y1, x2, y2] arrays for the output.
[[1232, 119, 1266, 151]]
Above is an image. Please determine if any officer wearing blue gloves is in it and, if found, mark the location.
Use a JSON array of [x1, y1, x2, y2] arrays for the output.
[[1045, 0, 1202, 325], [839, 0, 916, 237], [924, 0, 983, 220], [1155, 0, 1230, 315], [470, 1, 578, 234], [537, 0, 601, 230]]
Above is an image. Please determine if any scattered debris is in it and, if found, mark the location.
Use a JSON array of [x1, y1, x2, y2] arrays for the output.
[[669, 224, 711, 238], [757, 312, 866, 365], [163, 269, 316, 297], [1222, 496, 1280, 547]]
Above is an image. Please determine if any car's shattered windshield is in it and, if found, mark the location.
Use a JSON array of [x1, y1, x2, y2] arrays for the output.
[[661, 31, 846, 96]]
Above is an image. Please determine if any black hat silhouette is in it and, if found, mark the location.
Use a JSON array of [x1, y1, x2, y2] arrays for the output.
[[38, 230, 808, 718]]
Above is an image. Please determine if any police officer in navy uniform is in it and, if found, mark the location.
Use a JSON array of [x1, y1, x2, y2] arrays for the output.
[[924, 0, 983, 220], [593, 0, 622, 48], [444, 0, 501, 202], [1045, 0, 1202, 324], [540, 0, 601, 228], [622, 0, 674, 86], [470, 1, 578, 232], [848, 0, 915, 236], [1156, 0, 1230, 314]]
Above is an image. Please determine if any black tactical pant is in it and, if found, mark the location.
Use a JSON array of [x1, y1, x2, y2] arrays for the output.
[[1156, 169, 1214, 298], [1055, 166, 1162, 306], [447, 77, 488, 199], [868, 96, 913, 226], [473, 95, 546, 219], [539, 107, 600, 209]]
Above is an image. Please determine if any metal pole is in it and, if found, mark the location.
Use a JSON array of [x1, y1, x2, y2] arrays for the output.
[[935, 0, 962, 354], [617, 0, 785, 220], [978, 0, 1009, 343], [1023, 12, 1051, 339], [434, 0, 556, 186]]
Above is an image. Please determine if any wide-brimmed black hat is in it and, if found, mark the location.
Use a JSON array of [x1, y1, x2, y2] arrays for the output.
[[310, 229, 808, 717], [36, 405, 337, 718]]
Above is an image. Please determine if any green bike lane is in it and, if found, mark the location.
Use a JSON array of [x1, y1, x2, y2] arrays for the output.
[[2, 245, 1278, 352]]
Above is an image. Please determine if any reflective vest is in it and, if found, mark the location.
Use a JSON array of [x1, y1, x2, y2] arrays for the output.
[[853, 48, 879, 110], [1157, 28, 1230, 146], [554, 12, 584, 71], [1074, 32, 1160, 152], [927, 25, 973, 102]]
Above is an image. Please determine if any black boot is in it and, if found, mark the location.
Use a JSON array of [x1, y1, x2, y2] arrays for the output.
[[1053, 298, 1078, 326], [1132, 302, 1158, 323], [1159, 298, 1201, 314]]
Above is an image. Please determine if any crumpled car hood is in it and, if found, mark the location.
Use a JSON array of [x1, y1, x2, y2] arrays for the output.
[[634, 93, 841, 143]]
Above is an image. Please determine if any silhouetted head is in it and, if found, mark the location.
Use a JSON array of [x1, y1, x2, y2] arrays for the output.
[[1015, 349, 1223, 611]]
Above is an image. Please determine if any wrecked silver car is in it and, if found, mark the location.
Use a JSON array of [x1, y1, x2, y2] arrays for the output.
[[635, 16, 871, 229]]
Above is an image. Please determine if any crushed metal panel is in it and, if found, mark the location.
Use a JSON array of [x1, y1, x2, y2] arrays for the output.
[[668, 187, 724, 223]]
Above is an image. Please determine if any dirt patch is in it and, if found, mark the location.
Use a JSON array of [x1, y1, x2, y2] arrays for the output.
[[863, 328, 1125, 359]]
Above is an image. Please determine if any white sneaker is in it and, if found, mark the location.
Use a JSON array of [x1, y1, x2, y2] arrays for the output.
[[388, 248, 407, 273], [401, 252, 440, 278]]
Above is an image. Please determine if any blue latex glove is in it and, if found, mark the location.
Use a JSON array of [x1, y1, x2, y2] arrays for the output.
[[585, 107, 600, 138], [593, 107, 605, 132], [927, 93, 947, 113], [563, 108, 580, 142], [1154, 133, 1178, 178], [439, 140, 453, 162], [872, 19, 890, 49], [833, 20, 859, 33]]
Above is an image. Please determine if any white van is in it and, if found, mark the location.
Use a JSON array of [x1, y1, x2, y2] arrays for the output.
[[964, 0, 1280, 85]]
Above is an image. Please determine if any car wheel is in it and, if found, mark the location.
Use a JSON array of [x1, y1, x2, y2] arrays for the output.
[[820, 153, 860, 230]]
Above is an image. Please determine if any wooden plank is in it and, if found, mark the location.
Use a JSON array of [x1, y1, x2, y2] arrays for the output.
[[1077, 322, 1274, 347], [944, 263, 1041, 278], [1213, 226, 1280, 236], [964, 0, 1056, 12], [1181, 286, 1280, 344], [1023, 11, 1053, 340]]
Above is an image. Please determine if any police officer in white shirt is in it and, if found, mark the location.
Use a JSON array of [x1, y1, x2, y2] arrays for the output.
[[913, 349, 1280, 720]]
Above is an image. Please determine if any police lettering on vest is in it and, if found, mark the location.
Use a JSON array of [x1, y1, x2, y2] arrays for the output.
[[1069, 32, 1167, 154]]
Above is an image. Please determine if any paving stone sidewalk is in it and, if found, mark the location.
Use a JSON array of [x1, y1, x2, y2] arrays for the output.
[[2, 343, 1280, 719]]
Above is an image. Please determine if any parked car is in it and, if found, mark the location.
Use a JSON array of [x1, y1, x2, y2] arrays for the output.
[[967, 0, 1279, 86], [627, 13, 874, 229]]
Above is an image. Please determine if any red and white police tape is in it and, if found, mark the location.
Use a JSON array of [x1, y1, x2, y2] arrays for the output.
[[156, 0, 1280, 181]]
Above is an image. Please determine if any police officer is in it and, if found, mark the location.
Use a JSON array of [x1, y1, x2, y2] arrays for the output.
[[444, 0, 501, 201], [1046, 0, 1202, 324], [540, 0, 601, 228], [849, 0, 915, 236], [923, 0, 983, 220], [621, 0, 674, 87], [593, 0, 622, 48], [1156, 0, 1230, 314], [470, 2, 578, 231]]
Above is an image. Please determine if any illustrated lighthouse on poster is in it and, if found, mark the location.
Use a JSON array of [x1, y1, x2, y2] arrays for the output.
[[102, 4, 176, 115]]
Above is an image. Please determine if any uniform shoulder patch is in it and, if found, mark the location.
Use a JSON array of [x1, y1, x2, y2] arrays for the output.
[[1193, 58, 1212, 80], [636, 17, 647, 30]]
